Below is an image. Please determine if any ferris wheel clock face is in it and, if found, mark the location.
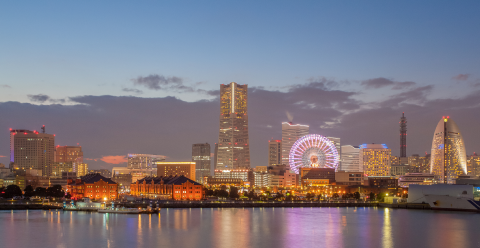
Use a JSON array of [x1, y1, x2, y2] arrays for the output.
[[288, 134, 340, 174]]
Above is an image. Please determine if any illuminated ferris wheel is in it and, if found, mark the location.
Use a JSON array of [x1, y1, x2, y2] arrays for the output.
[[289, 134, 340, 174]]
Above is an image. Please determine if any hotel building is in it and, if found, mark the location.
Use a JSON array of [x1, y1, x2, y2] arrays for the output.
[[430, 116, 467, 184], [360, 144, 391, 176], [10, 129, 55, 176]]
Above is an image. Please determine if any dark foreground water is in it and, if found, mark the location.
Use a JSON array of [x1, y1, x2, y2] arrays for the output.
[[1, 207, 479, 248]]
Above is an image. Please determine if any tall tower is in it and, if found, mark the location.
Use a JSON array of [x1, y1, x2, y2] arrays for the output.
[[281, 122, 309, 165], [400, 112, 407, 158], [430, 116, 467, 184], [192, 143, 211, 183], [216, 82, 250, 170]]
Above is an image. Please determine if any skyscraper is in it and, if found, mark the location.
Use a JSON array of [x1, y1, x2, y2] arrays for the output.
[[216, 82, 250, 170], [268, 140, 282, 166], [430, 116, 467, 184], [400, 112, 407, 158], [10, 129, 55, 176], [192, 143, 211, 183], [281, 122, 309, 165]]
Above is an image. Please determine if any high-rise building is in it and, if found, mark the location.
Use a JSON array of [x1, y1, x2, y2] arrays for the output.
[[340, 145, 361, 172], [281, 122, 309, 165], [327, 137, 341, 169], [156, 162, 196, 181], [10, 129, 55, 176], [268, 140, 282, 166], [192, 143, 211, 183], [430, 116, 467, 184], [54, 146, 83, 163], [467, 153, 480, 177], [214, 143, 218, 169], [360, 144, 391, 176], [127, 154, 165, 169], [400, 112, 407, 158], [216, 82, 250, 170]]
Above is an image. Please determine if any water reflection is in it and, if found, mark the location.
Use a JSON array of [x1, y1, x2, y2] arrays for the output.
[[0, 208, 479, 248]]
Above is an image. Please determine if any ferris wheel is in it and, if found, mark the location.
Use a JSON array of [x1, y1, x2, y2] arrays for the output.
[[288, 134, 340, 174]]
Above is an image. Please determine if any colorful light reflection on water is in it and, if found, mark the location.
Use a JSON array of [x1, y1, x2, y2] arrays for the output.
[[0, 207, 479, 248]]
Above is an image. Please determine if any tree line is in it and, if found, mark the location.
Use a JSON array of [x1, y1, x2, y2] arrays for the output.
[[0, 184, 69, 199]]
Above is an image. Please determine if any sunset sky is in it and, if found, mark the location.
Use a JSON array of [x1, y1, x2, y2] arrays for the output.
[[1, 1, 479, 169]]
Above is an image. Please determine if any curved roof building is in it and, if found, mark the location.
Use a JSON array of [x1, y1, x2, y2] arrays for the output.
[[430, 116, 467, 184]]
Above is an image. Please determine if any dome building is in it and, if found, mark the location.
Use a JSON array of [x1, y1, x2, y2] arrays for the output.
[[430, 116, 467, 184]]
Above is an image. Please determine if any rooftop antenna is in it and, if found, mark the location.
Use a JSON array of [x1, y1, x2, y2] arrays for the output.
[[41, 125, 45, 134]]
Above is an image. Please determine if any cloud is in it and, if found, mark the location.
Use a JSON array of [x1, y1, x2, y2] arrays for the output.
[[100, 156, 127, 164], [0, 155, 6, 158], [27, 94, 50, 103], [452, 74, 470, 81], [2, 80, 480, 170], [1, 85, 11, 88], [132, 74, 185, 90], [122, 88, 143, 94], [131, 74, 219, 96], [361, 77, 416, 90]]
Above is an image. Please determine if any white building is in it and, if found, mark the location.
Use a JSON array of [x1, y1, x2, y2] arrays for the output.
[[281, 122, 309, 166], [341, 145, 361, 172]]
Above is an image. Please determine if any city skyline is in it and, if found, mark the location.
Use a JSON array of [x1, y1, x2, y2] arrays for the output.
[[1, 2, 480, 170]]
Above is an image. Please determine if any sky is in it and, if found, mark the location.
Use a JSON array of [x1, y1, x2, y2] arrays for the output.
[[1, 1, 479, 169]]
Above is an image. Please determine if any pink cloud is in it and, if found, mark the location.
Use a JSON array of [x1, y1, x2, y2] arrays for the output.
[[0, 155, 6, 158], [452, 74, 470, 81], [100, 155, 127, 164]]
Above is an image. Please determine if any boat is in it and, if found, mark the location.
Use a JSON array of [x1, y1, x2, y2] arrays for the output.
[[408, 184, 480, 212], [98, 208, 141, 214]]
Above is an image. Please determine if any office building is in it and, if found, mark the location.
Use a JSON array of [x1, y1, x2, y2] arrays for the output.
[[51, 162, 74, 178], [341, 145, 361, 172], [156, 162, 196, 181], [111, 167, 156, 184], [430, 116, 467, 184], [192, 143, 211, 183], [335, 171, 364, 186], [367, 176, 398, 188], [216, 82, 251, 170], [214, 169, 249, 182], [281, 122, 309, 165], [360, 144, 391, 176], [127, 154, 165, 169], [75, 163, 89, 177], [467, 153, 480, 177], [327, 137, 341, 169], [10, 129, 55, 176], [268, 140, 282, 166], [54, 146, 83, 163]]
